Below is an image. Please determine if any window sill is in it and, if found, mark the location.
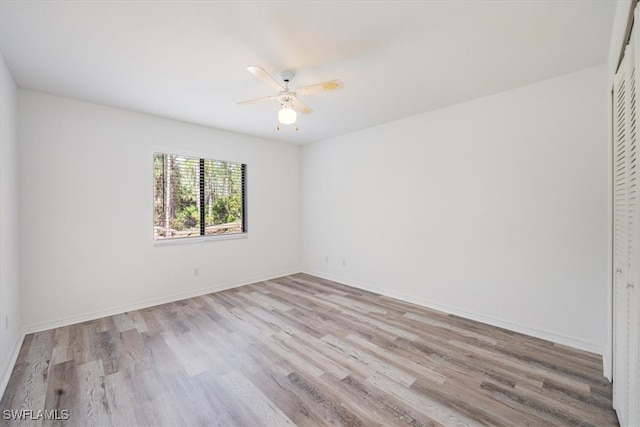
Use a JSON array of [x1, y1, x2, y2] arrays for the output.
[[154, 233, 247, 247]]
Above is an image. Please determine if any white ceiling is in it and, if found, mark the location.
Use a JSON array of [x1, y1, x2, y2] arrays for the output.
[[0, 1, 617, 145]]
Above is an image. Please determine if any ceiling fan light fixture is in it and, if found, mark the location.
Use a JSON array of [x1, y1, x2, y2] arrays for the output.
[[278, 105, 297, 125], [239, 65, 343, 129]]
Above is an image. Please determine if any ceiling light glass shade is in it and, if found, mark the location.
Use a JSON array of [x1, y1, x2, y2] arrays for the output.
[[278, 106, 297, 125]]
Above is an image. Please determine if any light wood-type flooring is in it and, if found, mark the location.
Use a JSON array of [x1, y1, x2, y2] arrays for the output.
[[1, 273, 618, 426]]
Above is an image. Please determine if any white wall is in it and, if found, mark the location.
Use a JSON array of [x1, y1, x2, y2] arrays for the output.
[[302, 65, 609, 354], [18, 90, 301, 329], [0, 54, 22, 395]]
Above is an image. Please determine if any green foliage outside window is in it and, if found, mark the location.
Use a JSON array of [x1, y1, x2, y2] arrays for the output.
[[153, 153, 245, 239]]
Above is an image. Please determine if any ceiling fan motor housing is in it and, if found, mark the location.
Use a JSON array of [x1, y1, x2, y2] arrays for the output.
[[280, 70, 295, 84], [278, 93, 296, 106]]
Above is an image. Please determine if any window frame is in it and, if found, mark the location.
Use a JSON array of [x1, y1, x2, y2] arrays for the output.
[[152, 152, 247, 245]]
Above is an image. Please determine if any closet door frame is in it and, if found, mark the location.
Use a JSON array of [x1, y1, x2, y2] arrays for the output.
[[612, 10, 640, 426]]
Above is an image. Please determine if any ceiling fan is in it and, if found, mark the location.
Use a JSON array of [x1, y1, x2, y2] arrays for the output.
[[237, 65, 344, 130]]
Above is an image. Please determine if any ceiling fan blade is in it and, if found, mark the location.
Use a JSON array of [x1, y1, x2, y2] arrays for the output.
[[237, 95, 279, 106], [246, 65, 284, 92], [296, 79, 344, 97], [292, 98, 313, 115]]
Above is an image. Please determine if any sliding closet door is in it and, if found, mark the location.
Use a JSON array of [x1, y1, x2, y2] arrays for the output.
[[613, 18, 640, 427]]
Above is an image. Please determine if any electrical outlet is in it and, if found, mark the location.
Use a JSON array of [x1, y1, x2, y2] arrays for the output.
[[194, 268, 200, 277], [325, 256, 329, 263], [342, 259, 347, 267]]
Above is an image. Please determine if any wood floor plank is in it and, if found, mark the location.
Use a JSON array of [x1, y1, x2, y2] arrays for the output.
[[43, 359, 79, 425], [321, 333, 417, 386], [285, 370, 372, 426], [232, 348, 328, 426], [76, 359, 109, 427], [0, 273, 618, 426], [15, 330, 55, 417], [367, 372, 481, 427], [103, 371, 137, 427], [276, 331, 351, 380], [333, 374, 444, 427], [218, 370, 295, 426]]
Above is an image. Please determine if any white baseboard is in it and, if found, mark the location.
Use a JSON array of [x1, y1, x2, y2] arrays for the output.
[[304, 270, 604, 356], [1, 326, 26, 401], [24, 268, 302, 335]]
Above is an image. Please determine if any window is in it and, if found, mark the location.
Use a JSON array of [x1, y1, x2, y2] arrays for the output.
[[153, 153, 246, 240]]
